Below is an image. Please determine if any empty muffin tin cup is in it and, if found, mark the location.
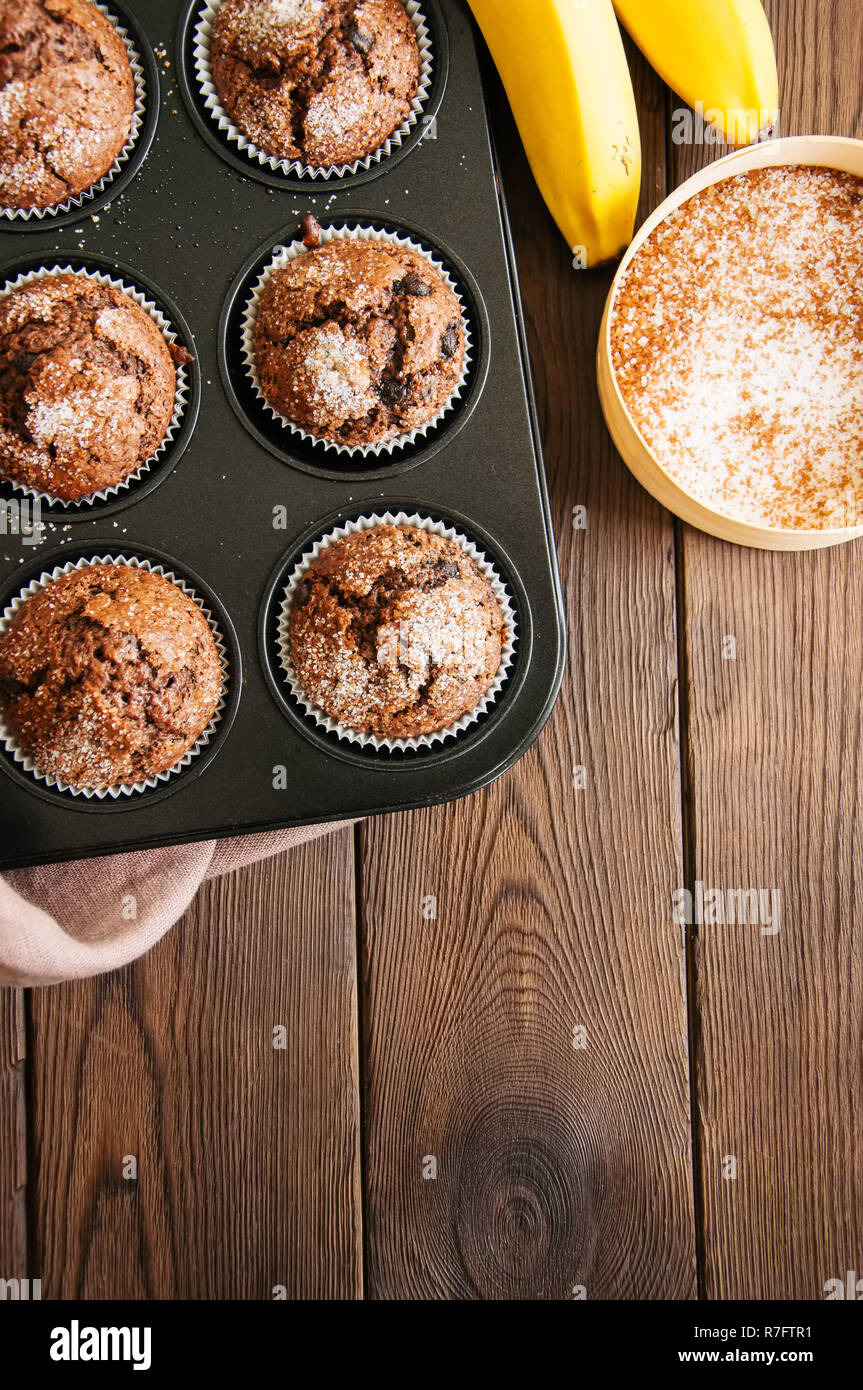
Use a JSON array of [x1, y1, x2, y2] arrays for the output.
[[597, 135, 863, 552], [194, 0, 433, 180], [277, 511, 518, 751], [0, 4, 147, 223], [0, 265, 190, 509], [241, 223, 472, 459], [0, 555, 229, 800]]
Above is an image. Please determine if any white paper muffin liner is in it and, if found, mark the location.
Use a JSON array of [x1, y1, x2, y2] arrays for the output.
[[242, 224, 472, 458], [194, 0, 433, 179], [277, 512, 518, 751], [0, 265, 190, 509], [0, 5, 148, 222], [0, 554, 228, 800]]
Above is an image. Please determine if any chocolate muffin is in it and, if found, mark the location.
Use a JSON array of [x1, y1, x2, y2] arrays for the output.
[[0, 0, 136, 212], [210, 0, 421, 167], [0, 564, 222, 789], [288, 524, 507, 739], [0, 273, 177, 501], [254, 239, 466, 446]]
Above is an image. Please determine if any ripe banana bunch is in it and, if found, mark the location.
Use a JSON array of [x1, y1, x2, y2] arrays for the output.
[[614, 0, 779, 146], [467, 0, 641, 270], [468, 0, 778, 267]]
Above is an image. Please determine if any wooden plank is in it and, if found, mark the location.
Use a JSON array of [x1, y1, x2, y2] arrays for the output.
[[28, 832, 361, 1299], [0, 989, 27, 1282], [675, 0, 863, 1300], [360, 53, 697, 1301]]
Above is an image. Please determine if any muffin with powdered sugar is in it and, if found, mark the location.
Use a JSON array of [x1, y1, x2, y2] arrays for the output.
[[288, 524, 506, 738], [253, 237, 465, 446], [210, 0, 420, 167], [0, 273, 177, 501], [0, 0, 135, 211]]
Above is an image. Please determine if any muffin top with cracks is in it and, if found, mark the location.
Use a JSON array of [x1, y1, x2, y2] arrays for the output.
[[211, 0, 421, 167], [288, 524, 506, 738], [0, 564, 222, 788], [0, 0, 135, 211], [253, 238, 465, 446], [0, 272, 177, 501]]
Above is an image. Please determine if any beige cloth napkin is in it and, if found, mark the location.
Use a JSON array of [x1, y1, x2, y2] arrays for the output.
[[0, 821, 354, 988]]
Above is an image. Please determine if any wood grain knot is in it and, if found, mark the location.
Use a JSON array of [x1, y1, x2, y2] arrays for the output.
[[453, 1103, 592, 1299]]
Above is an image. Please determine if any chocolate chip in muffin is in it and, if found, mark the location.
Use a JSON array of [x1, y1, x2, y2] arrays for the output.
[[347, 22, 374, 54], [0, 0, 136, 212], [440, 324, 459, 359], [210, 0, 421, 169], [434, 559, 460, 581], [294, 577, 313, 608], [300, 211, 323, 247], [378, 376, 409, 409], [393, 272, 431, 297], [168, 341, 195, 367], [253, 238, 466, 447]]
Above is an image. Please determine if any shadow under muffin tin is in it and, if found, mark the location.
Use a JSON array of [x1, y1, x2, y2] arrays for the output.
[[0, 0, 564, 868]]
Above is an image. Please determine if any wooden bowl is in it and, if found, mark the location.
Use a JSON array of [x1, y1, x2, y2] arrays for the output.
[[597, 136, 863, 551]]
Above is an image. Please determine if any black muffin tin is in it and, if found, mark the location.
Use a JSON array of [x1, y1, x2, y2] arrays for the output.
[[0, 0, 565, 869]]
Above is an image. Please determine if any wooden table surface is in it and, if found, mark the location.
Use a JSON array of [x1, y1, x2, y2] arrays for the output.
[[2, 0, 862, 1301]]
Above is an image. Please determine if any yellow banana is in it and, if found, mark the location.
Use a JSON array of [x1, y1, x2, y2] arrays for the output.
[[468, 0, 641, 269], [613, 0, 779, 146]]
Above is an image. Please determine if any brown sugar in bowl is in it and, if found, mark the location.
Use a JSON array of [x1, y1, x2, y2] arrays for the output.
[[597, 136, 863, 552]]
